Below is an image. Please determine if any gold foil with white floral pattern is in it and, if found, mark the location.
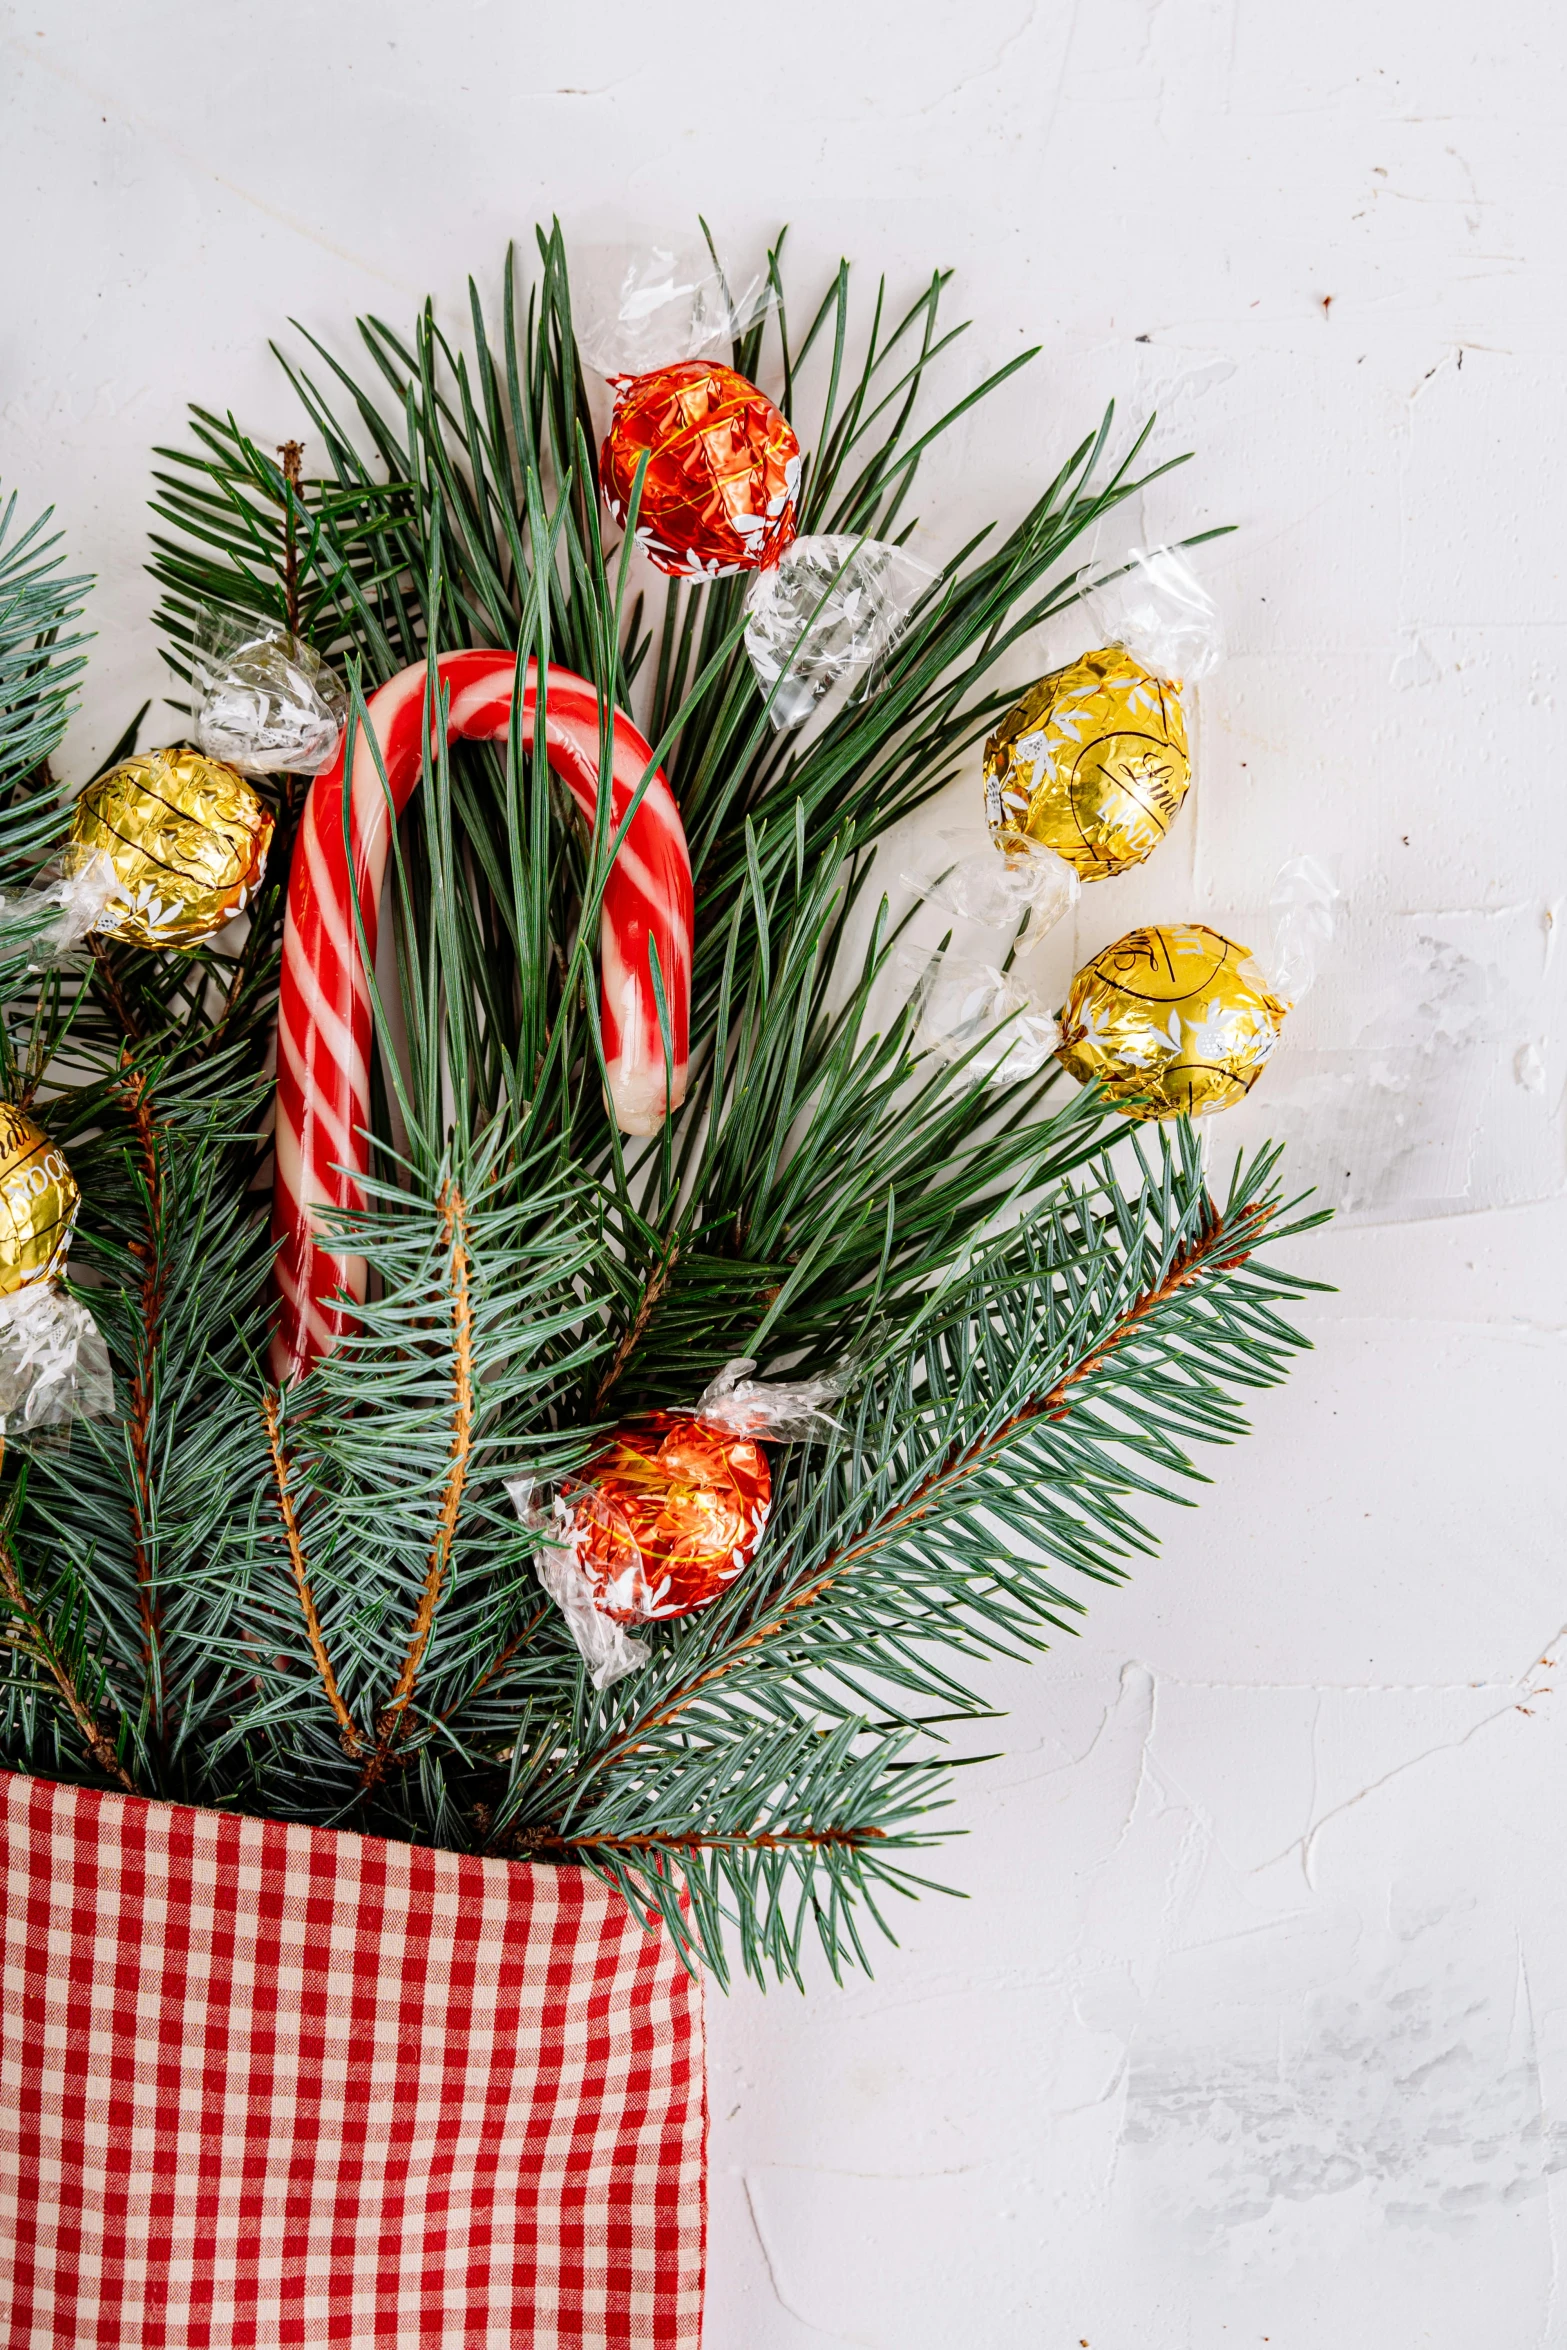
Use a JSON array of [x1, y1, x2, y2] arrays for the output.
[[1055, 923, 1287, 1120], [0, 1103, 78, 1292], [67, 748, 274, 949], [983, 649, 1190, 881]]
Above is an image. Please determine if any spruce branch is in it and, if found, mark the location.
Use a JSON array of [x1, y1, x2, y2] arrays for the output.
[[592, 1238, 679, 1413], [360, 1179, 476, 1792], [0, 1471, 134, 1792], [580, 1182, 1282, 1775], [116, 1061, 169, 1735], [261, 1390, 361, 1754], [533, 1825, 889, 1857], [89, 938, 145, 1044]]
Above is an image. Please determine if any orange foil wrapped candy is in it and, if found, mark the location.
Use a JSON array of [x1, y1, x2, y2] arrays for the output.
[[601, 361, 800, 580], [563, 1410, 772, 1624]]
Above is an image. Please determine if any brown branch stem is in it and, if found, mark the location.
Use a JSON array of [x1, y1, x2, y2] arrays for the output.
[[278, 440, 304, 638], [91, 937, 144, 1043], [593, 1241, 679, 1414], [261, 1392, 361, 1753], [559, 1825, 888, 1853]]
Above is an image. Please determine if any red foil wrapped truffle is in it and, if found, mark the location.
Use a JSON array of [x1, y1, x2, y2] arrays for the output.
[[562, 1409, 772, 1623], [601, 360, 800, 580]]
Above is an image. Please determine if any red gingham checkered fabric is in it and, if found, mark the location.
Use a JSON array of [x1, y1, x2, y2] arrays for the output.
[[0, 1772, 706, 2349]]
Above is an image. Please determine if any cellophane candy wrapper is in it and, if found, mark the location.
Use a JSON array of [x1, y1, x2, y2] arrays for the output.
[[0, 851, 123, 972], [506, 1361, 845, 1689], [1085, 544, 1225, 683], [504, 1475, 653, 1694], [574, 242, 772, 379], [194, 613, 348, 777], [744, 536, 933, 728], [901, 826, 1079, 947], [903, 948, 1060, 1085], [1264, 853, 1339, 1005], [693, 1356, 845, 1439], [0, 1283, 114, 1444]]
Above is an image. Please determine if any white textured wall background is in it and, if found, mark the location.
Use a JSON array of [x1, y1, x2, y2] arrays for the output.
[[5, 2, 1563, 2341]]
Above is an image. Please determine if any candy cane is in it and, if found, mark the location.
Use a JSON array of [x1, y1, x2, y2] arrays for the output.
[[271, 651, 693, 1386]]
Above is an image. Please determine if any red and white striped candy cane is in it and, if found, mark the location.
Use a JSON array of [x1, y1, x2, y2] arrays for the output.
[[271, 651, 693, 1386]]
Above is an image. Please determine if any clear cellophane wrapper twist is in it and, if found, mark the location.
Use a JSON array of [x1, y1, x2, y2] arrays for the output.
[[902, 945, 1060, 1086], [506, 1477, 654, 1694], [0, 1283, 114, 1445], [1084, 543, 1225, 684], [574, 242, 773, 379], [897, 825, 1075, 1088], [744, 535, 933, 728], [1264, 853, 1339, 1006], [506, 1359, 844, 1690], [902, 825, 1079, 940], [194, 610, 348, 777], [0, 851, 124, 972]]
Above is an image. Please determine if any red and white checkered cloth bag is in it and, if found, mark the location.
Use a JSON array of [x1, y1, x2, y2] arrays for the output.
[[0, 1773, 706, 2348]]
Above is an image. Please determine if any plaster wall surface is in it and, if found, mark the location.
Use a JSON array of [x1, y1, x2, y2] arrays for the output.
[[3, 2, 1562, 2342]]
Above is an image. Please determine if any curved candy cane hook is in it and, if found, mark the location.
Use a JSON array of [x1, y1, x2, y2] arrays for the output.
[[271, 651, 693, 1385]]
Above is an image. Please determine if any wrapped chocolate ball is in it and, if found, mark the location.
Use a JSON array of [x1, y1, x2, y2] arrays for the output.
[[983, 648, 1190, 882], [195, 622, 347, 777], [66, 747, 275, 949], [508, 1359, 843, 1688], [0, 1104, 78, 1291], [1055, 923, 1288, 1120], [601, 360, 800, 579], [563, 1410, 772, 1623]]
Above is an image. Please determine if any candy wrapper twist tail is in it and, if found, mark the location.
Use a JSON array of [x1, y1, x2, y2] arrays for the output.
[[1085, 543, 1226, 686], [0, 852, 124, 973]]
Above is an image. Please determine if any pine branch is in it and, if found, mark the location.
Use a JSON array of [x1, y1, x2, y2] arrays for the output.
[[278, 439, 304, 636]]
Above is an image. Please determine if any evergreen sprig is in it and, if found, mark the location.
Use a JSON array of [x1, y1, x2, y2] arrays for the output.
[[0, 230, 1324, 1984]]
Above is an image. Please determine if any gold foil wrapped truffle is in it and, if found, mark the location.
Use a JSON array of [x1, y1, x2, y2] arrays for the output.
[[67, 748, 275, 949], [1055, 923, 1287, 1120], [983, 649, 1190, 881], [0, 1104, 78, 1291]]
